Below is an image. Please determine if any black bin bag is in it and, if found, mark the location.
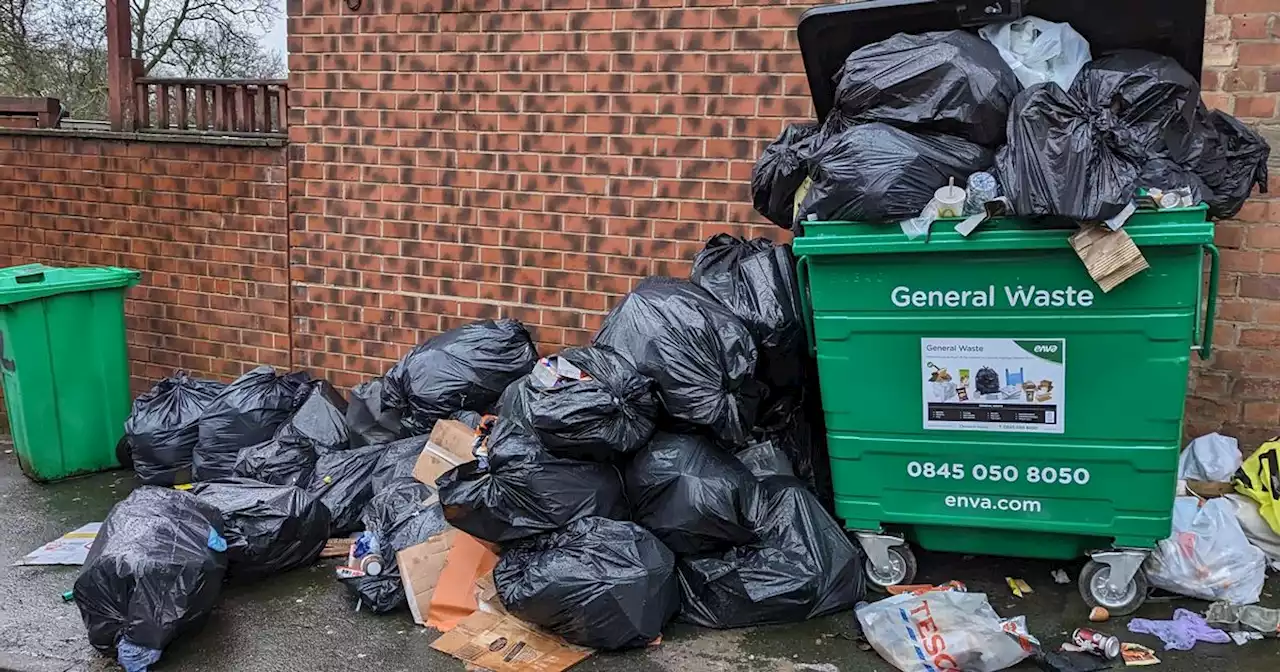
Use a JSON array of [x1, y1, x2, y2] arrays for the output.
[[593, 277, 764, 446], [371, 435, 431, 491], [752, 122, 821, 228], [347, 377, 406, 446], [276, 380, 350, 452], [341, 478, 447, 613], [735, 440, 795, 480], [797, 124, 994, 224], [191, 478, 331, 582], [1195, 107, 1271, 219], [74, 487, 227, 671], [494, 517, 680, 650], [624, 432, 759, 556], [437, 419, 629, 544], [124, 373, 225, 486], [678, 477, 865, 629], [1069, 51, 1202, 162], [691, 234, 805, 394], [307, 443, 387, 535], [829, 30, 1019, 147], [500, 347, 659, 462], [384, 319, 539, 436], [194, 366, 312, 481], [232, 434, 317, 487]]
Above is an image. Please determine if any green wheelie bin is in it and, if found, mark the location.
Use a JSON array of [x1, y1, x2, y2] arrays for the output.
[[793, 0, 1215, 615], [0, 264, 141, 482]]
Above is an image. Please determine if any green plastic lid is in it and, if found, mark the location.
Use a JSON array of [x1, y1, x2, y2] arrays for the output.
[[0, 264, 141, 306]]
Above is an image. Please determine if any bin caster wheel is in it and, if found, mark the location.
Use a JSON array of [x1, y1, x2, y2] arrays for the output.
[[115, 436, 133, 470], [1079, 559, 1148, 616], [864, 544, 918, 592]]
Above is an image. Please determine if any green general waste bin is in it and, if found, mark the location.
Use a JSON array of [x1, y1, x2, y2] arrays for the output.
[[0, 263, 141, 482], [793, 0, 1215, 615]]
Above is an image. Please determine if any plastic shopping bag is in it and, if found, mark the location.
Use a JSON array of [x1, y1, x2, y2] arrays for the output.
[[1144, 497, 1266, 604], [857, 591, 1038, 672], [1178, 433, 1241, 483], [979, 17, 1091, 90]]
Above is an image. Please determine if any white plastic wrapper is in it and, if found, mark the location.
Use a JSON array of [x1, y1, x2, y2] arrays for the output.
[[1178, 433, 1241, 482], [979, 17, 1091, 90], [1145, 497, 1266, 605], [857, 591, 1038, 672]]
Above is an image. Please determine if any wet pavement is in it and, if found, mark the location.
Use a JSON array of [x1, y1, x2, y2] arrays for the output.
[[3, 449, 1280, 672]]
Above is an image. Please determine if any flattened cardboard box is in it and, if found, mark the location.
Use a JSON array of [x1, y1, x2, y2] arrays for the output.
[[413, 419, 477, 486], [431, 611, 593, 672]]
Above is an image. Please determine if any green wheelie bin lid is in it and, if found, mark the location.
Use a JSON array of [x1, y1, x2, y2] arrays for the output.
[[0, 264, 141, 306]]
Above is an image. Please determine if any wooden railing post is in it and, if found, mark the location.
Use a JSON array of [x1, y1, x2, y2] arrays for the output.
[[105, 0, 135, 131]]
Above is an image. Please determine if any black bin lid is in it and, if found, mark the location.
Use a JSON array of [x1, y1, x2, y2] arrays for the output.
[[799, 0, 1207, 123]]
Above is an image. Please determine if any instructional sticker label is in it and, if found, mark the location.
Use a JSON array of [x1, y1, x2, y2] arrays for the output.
[[922, 338, 1065, 434]]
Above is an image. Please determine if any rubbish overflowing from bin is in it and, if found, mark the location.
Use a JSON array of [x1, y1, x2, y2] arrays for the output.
[[34, 4, 1280, 671]]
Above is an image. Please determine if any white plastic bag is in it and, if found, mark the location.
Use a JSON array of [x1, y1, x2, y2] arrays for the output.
[[1178, 433, 1241, 482], [1224, 493, 1280, 565], [979, 17, 1091, 90], [857, 591, 1038, 672], [1145, 497, 1266, 605]]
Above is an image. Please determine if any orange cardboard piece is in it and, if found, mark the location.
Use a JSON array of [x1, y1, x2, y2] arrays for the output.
[[431, 611, 593, 672], [398, 529, 459, 627], [427, 532, 500, 632]]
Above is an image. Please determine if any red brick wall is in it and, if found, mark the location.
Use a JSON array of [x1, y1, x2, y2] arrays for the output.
[[1186, 1, 1280, 448], [285, 0, 802, 388], [0, 133, 291, 393]]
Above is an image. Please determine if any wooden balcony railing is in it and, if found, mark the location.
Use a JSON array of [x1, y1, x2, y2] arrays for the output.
[[133, 78, 288, 136]]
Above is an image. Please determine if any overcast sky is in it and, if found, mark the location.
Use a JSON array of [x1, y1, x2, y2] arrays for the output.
[[265, 0, 288, 60]]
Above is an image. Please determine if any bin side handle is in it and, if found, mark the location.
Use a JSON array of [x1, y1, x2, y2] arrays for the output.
[[1195, 243, 1220, 361], [795, 255, 816, 357], [14, 271, 44, 284]]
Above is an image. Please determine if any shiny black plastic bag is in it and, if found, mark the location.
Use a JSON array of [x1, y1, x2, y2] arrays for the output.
[[975, 367, 1001, 395], [829, 30, 1019, 147], [624, 432, 759, 556], [691, 235, 805, 394], [500, 347, 658, 462], [276, 380, 350, 452], [347, 377, 405, 447], [125, 373, 225, 486], [232, 434, 317, 487], [341, 479, 447, 613], [735, 440, 795, 480], [495, 517, 679, 650], [997, 83, 1142, 222], [1070, 51, 1202, 160], [438, 420, 629, 544], [191, 478, 331, 583], [753, 395, 828, 500], [798, 123, 994, 224], [370, 435, 430, 491], [1195, 107, 1271, 219], [194, 366, 312, 481], [307, 443, 386, 534], [752, 122, 821, 228], [74, 488, 227, 666], [593, 278, 763, 446], [384, 319, 539, 436], [677, 477, 865, 629]]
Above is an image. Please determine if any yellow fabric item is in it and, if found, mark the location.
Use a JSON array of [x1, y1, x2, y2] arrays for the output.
[[1234, 439, 1280, 536]]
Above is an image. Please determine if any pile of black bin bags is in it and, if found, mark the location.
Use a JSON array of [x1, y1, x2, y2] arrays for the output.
[[754, 29, 1270, 230], [92, 241, 857, 663]]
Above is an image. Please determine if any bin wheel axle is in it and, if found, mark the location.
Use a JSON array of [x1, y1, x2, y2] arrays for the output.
[[854, 532, 917, 591]]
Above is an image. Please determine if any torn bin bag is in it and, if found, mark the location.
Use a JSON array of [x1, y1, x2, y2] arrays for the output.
[[347, 377, 406, 446], [191, 478, 331, 583], [384, 319, 539, 436], [593, 277, 764, 446], [797, 124, 994, 224], [124, 372, 225, 486], [194, 366, 312, 481], [437, 419, 629, 544], [752, 122, 821, 228], [691, 234, 805, 394], [275, 380, 350, 452], [495, 517, 680, 650], [677, 477, 864, 629], [624, 432, 759, 556], [997, 83, 1142, 222], [307, 443, 387, 535], [828, 30, 1019, 147], [232, 434, 317, 488], [500, 347, 659, 462], [341, 478, 447, 613], [74, 487, 227, 669]]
